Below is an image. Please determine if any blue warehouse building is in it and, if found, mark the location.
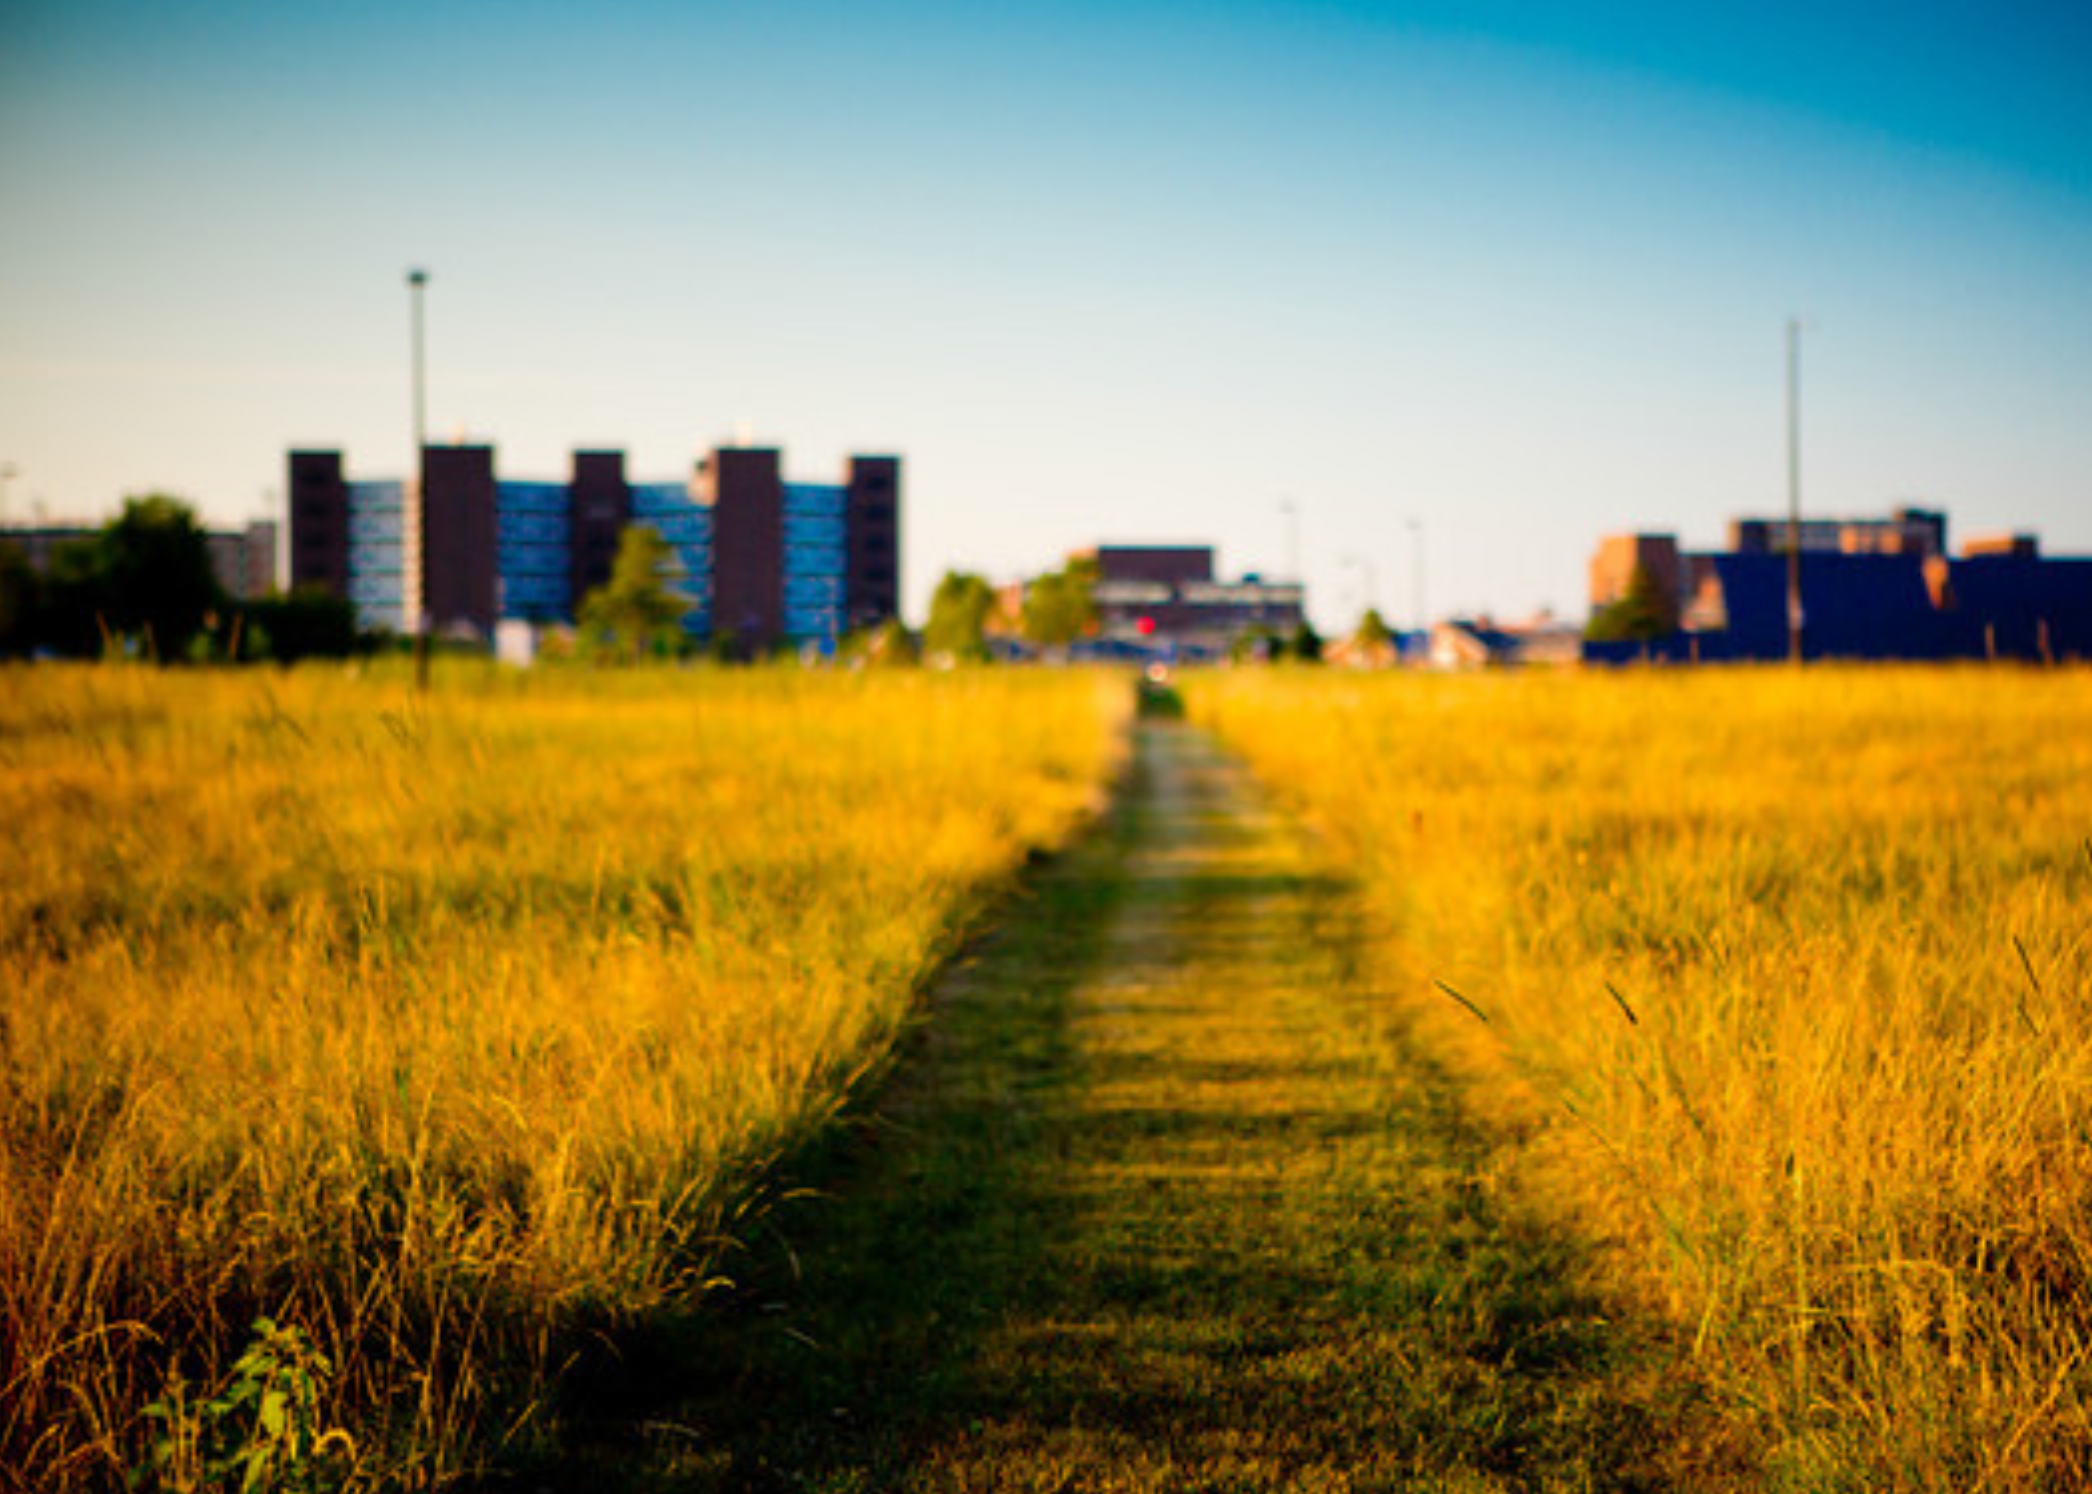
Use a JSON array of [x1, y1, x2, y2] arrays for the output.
[[1585, 512, 2092, 665]]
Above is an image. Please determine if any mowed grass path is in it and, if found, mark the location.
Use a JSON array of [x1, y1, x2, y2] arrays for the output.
[[527, 723, 1715, 1491]]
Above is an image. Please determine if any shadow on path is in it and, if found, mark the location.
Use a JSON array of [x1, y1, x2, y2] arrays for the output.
[[514, 724, 1711, 1492]]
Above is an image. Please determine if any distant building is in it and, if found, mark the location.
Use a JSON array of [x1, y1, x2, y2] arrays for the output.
[[6, 518, 278, 599], [1, 525, 94, 574], [1085, 545, 1305, 658], [1397, 614, 1581, 672], [1589, 533, 1685, 615], [1587, 507, 2092, 664], [214, 521, 280, 600], [288, 442, 902, 649], [1427, 620, 1521, 671]]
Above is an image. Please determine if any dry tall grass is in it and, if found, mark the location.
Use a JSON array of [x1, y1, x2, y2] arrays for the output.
[[1189, 666, 2092, 1490], [0, 662, 1126, 1489]]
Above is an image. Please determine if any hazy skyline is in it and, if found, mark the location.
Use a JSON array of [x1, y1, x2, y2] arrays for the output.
[[4, 0, 2087, 631]]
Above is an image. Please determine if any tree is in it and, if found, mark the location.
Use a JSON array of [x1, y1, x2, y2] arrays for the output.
[[37, 535, 110, 657], [923, 570, 995, 662], [235, 587, 364, 663], [1284, 618, 1324, 663], [0, 540, 34, 656], [1338, 608, 1398, 669], [98, 495, 227, 661], [578, 525, 688, 663], [1022, 554, 1098, 651], [1585, 563, 1678, 644], [847, 617, 920, 668]]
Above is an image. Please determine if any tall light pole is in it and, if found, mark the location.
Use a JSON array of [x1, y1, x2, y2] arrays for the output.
[[1786, 316, 1803, 665], [1407, 516, 1425, 639], [1345, 553, 1379, 618], [408, 268, 430, 687]]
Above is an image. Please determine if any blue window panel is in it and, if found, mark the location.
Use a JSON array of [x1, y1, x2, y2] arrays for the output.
[[499, 512, 568, 546], [347, 481, 405, 514], [497, 536, 569, 563], [500, 581, 570, 616], [496, 482, 569, 517], [499, 593, 565, 615], [783, 544, 846, 579], [348, 574, 403, 603], [784, 575, 845, 608], [650, 513, 713, 546], [496, 550, 568, 572], [348, 511, 402, 542], [631, 483, 695, 518], [500, 574, 569, 599], [637, 512, 708, 545], [349, 541, 402, 572], [783, 513, 846, 548], [630, 482, 684, 513], [783, 482, 845, 519]]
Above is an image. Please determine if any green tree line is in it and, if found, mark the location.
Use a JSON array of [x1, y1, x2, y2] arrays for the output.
[[0, 495, 362, 663]]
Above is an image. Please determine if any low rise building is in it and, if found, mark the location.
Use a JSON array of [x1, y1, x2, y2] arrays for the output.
[[1086, 545, 1306, 658], [6, 518, 278, 600]]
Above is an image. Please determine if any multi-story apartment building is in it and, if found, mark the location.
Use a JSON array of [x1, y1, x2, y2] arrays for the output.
[[288, 442, 901, 649]]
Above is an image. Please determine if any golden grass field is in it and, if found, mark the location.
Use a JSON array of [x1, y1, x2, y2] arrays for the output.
[[1188, 665, 2092, 1490], [10, 659, 2090, 1491], [0, 663, 1127, 1489]]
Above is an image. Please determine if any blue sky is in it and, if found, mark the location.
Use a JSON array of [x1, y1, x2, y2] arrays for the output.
[[3, 0, 2087, 629]]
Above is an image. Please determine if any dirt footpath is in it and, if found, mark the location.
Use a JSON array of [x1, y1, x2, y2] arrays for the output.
[[531, 723, 1699, 1493]]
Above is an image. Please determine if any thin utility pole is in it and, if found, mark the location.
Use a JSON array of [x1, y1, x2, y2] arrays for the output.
[[409, 267, 430, 690], [1786, 316, 1803, 665], [1408, 517, 1425, 638]]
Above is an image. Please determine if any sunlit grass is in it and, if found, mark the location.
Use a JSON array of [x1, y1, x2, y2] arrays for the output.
[[0, 661, 1127, 1489], [1187, 665, 2092, 1489]]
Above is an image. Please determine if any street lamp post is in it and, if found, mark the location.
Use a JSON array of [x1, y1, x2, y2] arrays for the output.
[[1786, 316, 1804, 665], [408, 268, 430, 688], [1407, 517, 1425, 640], [1344, 553, 1379, 618]]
